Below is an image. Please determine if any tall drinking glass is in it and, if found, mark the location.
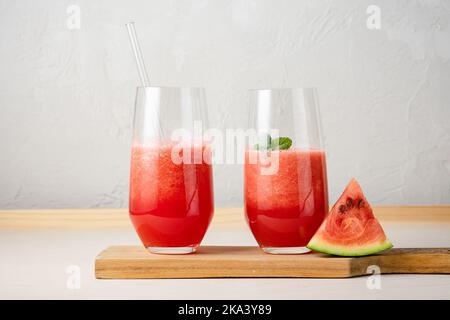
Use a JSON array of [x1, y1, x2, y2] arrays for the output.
[[244, 88, 328, 254], [129, 87, 214, 254]]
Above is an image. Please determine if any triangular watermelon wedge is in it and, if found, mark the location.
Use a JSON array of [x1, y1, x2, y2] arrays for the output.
[[307, 178, 393, 256]]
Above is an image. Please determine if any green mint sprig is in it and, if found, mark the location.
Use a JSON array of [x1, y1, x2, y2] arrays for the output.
[[254, 134, 292, 151]]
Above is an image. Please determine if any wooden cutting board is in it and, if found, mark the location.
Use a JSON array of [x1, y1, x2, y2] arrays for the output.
[[95, 246, 450, 279]]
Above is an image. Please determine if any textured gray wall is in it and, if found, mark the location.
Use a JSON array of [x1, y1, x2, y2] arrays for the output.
[[1, 0, 449, 209]]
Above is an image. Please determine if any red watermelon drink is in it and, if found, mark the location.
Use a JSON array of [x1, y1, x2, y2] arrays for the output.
[[129, 142, 214, 254], [244, 148, 328, 254]]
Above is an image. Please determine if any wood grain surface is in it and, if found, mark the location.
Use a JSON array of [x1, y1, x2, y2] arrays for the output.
[[95, 246, 450, 279]]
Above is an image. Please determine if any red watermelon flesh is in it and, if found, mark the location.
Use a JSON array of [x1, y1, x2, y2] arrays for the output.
[[307, 178, 392, 256]]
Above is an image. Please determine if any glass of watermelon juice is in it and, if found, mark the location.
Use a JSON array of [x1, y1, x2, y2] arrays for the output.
[[129, 87, 214, 254], [244, 88, 328, 254]]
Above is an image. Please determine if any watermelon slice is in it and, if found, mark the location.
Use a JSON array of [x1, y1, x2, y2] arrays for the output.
[[307, 178, 392, 256]]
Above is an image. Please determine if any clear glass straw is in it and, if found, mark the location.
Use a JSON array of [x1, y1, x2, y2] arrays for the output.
[[126, 22, 165, 138], [126, 22, 151, 87]]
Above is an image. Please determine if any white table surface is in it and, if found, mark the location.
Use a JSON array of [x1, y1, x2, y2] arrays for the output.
[[1, 222, 450, 300]]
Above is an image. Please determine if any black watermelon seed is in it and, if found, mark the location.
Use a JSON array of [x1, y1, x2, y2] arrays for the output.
[[346, 197, 354, 208], [358, 199, 364, 208]]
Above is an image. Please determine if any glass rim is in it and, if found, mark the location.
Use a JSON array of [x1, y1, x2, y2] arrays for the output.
[[136, 85, 205, 90], [248, 87, 317, 92]]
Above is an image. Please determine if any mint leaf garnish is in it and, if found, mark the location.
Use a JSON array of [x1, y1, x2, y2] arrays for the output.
[[271, 137, 292, 150], [254, 134, 292, 151]]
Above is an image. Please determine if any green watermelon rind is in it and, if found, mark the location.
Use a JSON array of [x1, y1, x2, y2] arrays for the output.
[[307, 239, 393, 257]]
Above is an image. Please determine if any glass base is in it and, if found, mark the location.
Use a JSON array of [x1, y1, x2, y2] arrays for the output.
[[146, 246, 197, 254], [262, 246, 311, 255]]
